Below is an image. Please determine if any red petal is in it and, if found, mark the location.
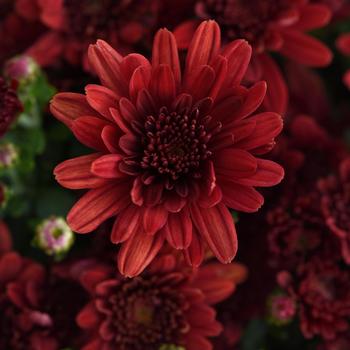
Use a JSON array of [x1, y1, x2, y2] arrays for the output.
[[280, 30, 332, 67], [235, 81, 267, 120], [234, 159, 284, 187], [143, 205, 168, 235], [258, 54, 288, 114], [131, 177, 144, 206], [227, 119, 256, 143], [215, 149, 257, 178], [164, 194, 187, 213], [186, 20, 221, 74], [220, 180, 264, 213], [120, 53, 150, 83], [185, 332, 213, 350], [164, 207, 192, 249], [150, 64, 176, 107], [67, 182, 130, 233], [221, 39, 252, 87], [190, 203, 237, 263], [54, 154, 108, 189], [91, 154, 124, 179], [129, 66, 151, 102], [119, 133, 140, 155], [136, 89, 157, 116], [101, 125, 122, 153], [72, 116, 109, 151], [292, 4, 331, 31], [76, 302, 100, 329], [85, 84, 119, 120], [118, 230, 164, 277], [88, 40, 127, 95], [50, 93, 98, 128], [337, 33, 350, 56], [235, 112, 283, 150], [152, 28, 181, 87], [184, 65, 215, 102], [111, 204, 141, 243], [187, 304, 222, 336], [0, 252, 22, 283], [184, 227, 204, 267]]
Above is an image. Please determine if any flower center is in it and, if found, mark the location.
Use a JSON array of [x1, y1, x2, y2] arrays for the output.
[[140, 106, 214, 182], [196, 0, 294, 48], [97, 276, 188, 349]]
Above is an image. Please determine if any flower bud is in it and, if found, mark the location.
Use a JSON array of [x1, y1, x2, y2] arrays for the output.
[[267, 293, 296, 326], [0, 143, 18, 169], [4, 55, 39, 82], [34, 216, 74, 259]]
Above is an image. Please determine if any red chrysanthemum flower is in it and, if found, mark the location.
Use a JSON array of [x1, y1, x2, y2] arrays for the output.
[[174, 0, 332, 113], [51, 21, 284, 277], [336, 33, 350, 89], [0, 221, 88, 350], [318, 158, 350, 265], [0, 77, 22, 137], [27, 0, 160, 68], [76, 253, 246, 350], [297, 258, 350, 340]]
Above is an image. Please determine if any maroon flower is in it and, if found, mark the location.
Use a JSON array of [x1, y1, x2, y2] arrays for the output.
[[297, 258, 350, 340], [336, 33, 350, 89], [174, 0, 332, 114], [27, 0, 160, 68], [0, 222, 88, 349], [0, 77, 22, 137], [51, 21, 284, 277], [318, 158, 350, 264], [76, 253, 246, 350]]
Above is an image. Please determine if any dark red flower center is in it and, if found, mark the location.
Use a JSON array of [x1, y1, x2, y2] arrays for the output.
[[196, 0, 294, 48], [96, 276, 189, 349], [140, 106, 214, 182]]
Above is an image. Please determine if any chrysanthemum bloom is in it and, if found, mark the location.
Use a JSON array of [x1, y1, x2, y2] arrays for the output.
[[174, 0, 332, 113], [0, 77, 22, 137], [297, 258, 350, 340], [336, 33, 350, 89], [52, 21, 284, 276], [76, 253, 246, 350], [1, 255, 88, 348], [27, 0, 160, 68], [318, 158, 350, 264]]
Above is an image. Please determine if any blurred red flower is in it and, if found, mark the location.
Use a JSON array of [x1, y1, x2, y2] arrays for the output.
[[76, 253, 246, 350], [0, 222, 88, 350], [336, 33, 350, 89], [318, 158, 350, 265], [51, 21, 284, 277], [174, 0, 332, 114], [26, 0, 160, 69]]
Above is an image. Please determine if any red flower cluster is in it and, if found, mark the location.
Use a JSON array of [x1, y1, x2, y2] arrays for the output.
[[173, 0, 332, 113], [51, 21, 284, 277]]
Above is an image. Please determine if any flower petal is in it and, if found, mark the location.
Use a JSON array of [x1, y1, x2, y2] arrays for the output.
[[50, 93, 98, 128], [72, 116, 110, 151], [91, 154, 124, 179], [85, 84, 119, 120], [111, 204, 142, 244], [150, 64, 176, 107], [186, 20, 221, 74], [234, 159, 284, 187], [190, 203, 237, 263], [67, 182, 130, 233], [292, 4, 331, 31], [164, 207, 192, 249], [88, 40, 127, 95], [280, 30, 332, 67], [54, 154, 108, 189], [118, 230, 164, 277], [152, 28, 181, 87], [184, 227, 204, 267], [215, 149, 257, 179], [220, 180, 264, 213], [143, 205, 168, 235]]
